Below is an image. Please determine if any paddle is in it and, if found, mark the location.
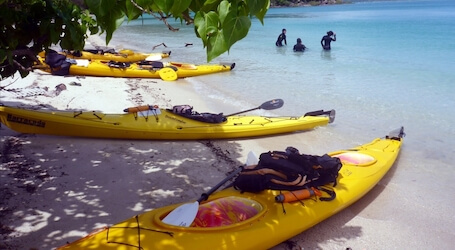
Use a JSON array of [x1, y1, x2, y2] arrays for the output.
[[304, 109, 336, 123], [225, 99, 284, 117], [161, 166, 245, 227], [245, 151, 259, 166], [145, 54, 163, 61]]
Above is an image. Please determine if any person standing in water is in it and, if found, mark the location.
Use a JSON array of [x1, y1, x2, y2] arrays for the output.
[[321, 31, 336, 50], [276, 29, 287, 47], [293, 38, 306, 52]]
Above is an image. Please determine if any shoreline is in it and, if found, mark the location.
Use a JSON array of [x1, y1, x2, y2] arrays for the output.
[[3, 24, 452, 248]]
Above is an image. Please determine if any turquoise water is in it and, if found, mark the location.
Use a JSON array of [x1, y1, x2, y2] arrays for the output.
[[112, 0, 455, 150], [105, 0, 455, 245], [111, 0, 455, 198]]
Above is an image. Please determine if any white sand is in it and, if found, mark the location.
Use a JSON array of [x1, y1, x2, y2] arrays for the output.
[[0, 69, 265, 249]]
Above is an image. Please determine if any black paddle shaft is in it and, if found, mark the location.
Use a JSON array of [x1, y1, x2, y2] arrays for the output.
[[197, 166, 244, 203], [225, 99, 284, 117]]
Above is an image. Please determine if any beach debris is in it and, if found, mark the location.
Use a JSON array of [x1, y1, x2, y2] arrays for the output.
[[0, 86, 48, 98], [0, 83, 69, 98], [53, 83, 67, 96], [199, 140, 236, 168], [153, 43, 167, 50], [69, 81, 82, 86]]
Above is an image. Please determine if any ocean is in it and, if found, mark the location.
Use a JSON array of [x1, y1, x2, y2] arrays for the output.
[[108, 0, 455, 246]]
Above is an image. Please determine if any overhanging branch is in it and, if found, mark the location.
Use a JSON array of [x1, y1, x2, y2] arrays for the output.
[[128, 0, 195, 31]]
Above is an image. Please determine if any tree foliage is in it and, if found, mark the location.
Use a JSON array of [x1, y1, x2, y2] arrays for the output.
[[0, 0, 270, 79]]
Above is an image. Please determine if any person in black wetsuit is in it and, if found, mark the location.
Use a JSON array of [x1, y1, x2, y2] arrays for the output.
[[276, 29, 287, 47], [321, 31, 336, 50], [293, 38, 306, 52]]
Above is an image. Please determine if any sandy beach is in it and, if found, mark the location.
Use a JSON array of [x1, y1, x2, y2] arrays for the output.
[[0, 67, 272, 249], [0, 68, 407, 250], [1, 49, 451, 249]]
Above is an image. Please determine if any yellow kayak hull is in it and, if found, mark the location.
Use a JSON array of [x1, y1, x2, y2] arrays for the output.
[[0, 106, 333, 140], [57, 129, 404, 249], [67, 60, 234, 79]]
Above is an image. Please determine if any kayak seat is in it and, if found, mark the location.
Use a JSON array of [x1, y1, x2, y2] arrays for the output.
[[107, 61, 131, 68], [192, 197, 262, 228], [332, 152, 376, 166], [137, 61, 164, 69], [85, 48, 116, 55]]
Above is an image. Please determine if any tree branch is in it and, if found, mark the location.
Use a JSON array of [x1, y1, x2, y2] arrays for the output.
[[12, 49, 39, 63], [128, 0, 182, 31], [182, 12, 194, 25]]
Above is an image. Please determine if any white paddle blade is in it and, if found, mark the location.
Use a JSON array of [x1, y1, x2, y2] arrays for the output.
[[145, 54, 163, 61], [161, 201, 199, 227], [246, 151, 259, 166]]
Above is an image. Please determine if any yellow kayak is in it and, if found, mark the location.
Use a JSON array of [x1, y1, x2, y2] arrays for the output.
[[35, 55, 234, 81], [38, 49, 171, 62], [0, 102, 335, 140], [57, 128, 405, 249], [69, 60, 234, 80]]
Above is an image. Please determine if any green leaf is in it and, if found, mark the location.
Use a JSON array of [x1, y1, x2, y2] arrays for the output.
[[125, 0, 144, 20], [86, 0, 126, 44], [48, 23, 62, 45], [194, 12, 208, 45], [189, 0, 205, 12], [170, 0, 192, 17], [200, 0, 223, 12], [223, 13, 251, 51], [105, 14, 125, 44], [246, 0, 270, 23], [155, 0, 174, 14], [85, 0, 119, 17], [218, 0, 230, 23], [194, 11, 220, 47], [207, 30, 227, 61]]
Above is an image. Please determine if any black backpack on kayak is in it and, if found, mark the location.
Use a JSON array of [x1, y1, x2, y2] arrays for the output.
[[169, 105, 226, 123], [233, 147, 342, 201], [44, 50, 71, 76]]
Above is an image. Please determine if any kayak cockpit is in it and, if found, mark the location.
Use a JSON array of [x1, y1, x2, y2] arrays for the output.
[[157, 196, 266, 230], [192, 197, 262, 228]]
